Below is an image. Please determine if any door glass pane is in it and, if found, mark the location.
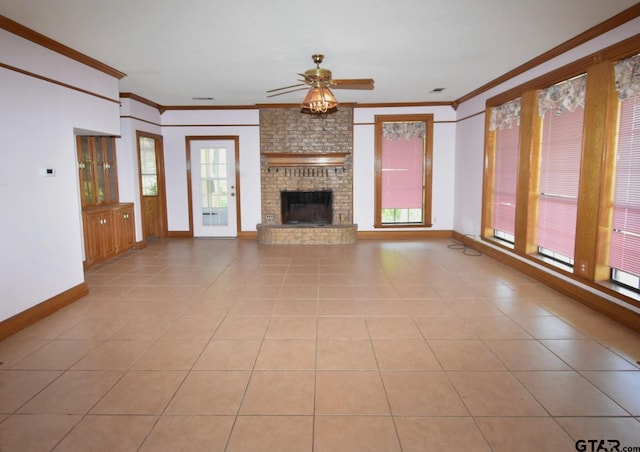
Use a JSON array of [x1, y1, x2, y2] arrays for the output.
[[139, 137, 158, 196], [200, 148, 228, 226]]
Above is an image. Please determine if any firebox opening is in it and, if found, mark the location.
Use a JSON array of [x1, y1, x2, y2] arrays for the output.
[[281, 190, 332, 225]]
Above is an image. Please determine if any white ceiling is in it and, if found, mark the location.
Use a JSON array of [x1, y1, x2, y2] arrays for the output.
[[1, 0, 638, 107]]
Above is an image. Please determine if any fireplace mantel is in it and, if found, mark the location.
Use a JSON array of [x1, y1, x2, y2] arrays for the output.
[[262, 152, 349, 167]]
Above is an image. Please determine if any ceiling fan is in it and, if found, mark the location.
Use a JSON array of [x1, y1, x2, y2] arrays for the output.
[[267, 54, 374, 113]]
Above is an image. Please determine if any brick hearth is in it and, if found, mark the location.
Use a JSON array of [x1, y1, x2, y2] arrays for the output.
[[256, 224, 357, 245]]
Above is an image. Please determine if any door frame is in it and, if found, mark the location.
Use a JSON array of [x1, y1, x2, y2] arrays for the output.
[[136, 130, 168, 242], [185, 135, 242, 237]]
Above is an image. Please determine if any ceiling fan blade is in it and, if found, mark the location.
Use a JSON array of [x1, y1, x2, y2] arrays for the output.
[[297, 73, 318, 84], [266, 86, 309, 98], [266, 83, 306, 93], [330, 79, 375, 90]]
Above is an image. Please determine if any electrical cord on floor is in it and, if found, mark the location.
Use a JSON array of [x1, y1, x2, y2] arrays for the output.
[[448, 234, 482, 256]]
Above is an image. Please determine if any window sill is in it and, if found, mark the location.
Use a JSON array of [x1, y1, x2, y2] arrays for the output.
[[596, 280, 640, 304], [484, 236, 515, 250], [532, 253, 574, 273]]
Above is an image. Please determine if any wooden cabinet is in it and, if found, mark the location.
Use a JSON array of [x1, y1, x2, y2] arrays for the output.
[[82, 207, 114, 268], [77, 135, 135, 268], [82, 203, 134, 268], [113, 204, 135, 254], [77, 136, 118, 207]]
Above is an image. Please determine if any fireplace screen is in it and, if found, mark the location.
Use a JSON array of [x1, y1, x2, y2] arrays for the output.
[[281, 190, 332, 225]]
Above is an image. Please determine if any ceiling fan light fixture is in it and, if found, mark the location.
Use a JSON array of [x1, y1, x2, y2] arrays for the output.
[[301, 84, 338, 114]]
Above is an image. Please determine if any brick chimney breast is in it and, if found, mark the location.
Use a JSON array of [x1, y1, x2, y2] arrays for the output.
[[259, 107, 354, 226]]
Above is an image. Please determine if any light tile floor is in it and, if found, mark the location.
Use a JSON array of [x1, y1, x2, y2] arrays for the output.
[[1, 238, 640, 451]]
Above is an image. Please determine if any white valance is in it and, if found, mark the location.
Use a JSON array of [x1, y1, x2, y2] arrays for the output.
[[615, 53, 640, 101], [489, 98, 521, 131], [382, 122, 426, 140], [538, 74, 586, 117]]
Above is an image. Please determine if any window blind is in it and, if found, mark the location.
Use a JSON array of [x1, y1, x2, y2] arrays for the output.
[[492, 124, 519, 235], [537, 104, 585, 260], [381, 136, 424, 209], [609, 93, 640, 277]]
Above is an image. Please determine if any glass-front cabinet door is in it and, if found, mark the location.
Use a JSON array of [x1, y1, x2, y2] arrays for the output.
[[103, 137, 118, 204], [76, 136, 119, 207], [94, 137, 106, 204], [77, 137, 95, 206]]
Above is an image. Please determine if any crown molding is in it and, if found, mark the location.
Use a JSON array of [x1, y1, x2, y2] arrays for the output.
[[0, 15, 126, 80], [454, 3, 640, 106]]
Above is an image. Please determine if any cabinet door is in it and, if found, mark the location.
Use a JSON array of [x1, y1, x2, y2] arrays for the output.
[[76, 136, 119, 207], [77, 137, 96, 207], [83, 211, 100, 266], [113, 206, 135, 254], [94, 138, 107, 204], [100, 211, 116, 258], [123, 207, 135, 249], [103, 137, 119, 204], [83, 210, 106, 266], [83, 209, 116, 267]]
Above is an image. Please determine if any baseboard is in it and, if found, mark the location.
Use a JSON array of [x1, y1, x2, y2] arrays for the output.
[[166, 230, 452, 241], [0, 282, 89, 341], [358, 229, 453, 240], [452, 231, 640, 333], [167, 230, 192, 238]]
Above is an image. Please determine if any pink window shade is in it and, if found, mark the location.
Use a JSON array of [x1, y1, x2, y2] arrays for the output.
[[537, 104, 585, 259], [381, 136, 424, 209], [492, 124, 520, 235], [609, 93, 640, 277]]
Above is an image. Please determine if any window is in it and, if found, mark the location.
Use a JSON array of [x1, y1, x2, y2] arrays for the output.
[[488, 99, 521, 244], [200, 147, 228, 226], [609, 54, 640, 292], [139, 136, 158, 196], [374, 114, 433, 227], [480, 38, 640, 310], [536, 75, 586, 266]]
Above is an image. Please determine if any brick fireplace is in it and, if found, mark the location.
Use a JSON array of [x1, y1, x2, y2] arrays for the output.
[[257, 106, 357, 244]]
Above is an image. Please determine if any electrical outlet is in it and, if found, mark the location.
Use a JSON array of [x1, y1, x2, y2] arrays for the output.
[[265, 214, 275, 223], [579, 261, 587, 272]]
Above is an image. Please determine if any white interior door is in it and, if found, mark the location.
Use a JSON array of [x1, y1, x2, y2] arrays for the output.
[[190, 140, 237, 237]]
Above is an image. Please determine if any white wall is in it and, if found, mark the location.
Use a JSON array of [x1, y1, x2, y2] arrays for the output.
[[453, 18, 640, 236], [0, 30, 120, 322], [160, 109, 261, 232], [353, 106, 457, 231]]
